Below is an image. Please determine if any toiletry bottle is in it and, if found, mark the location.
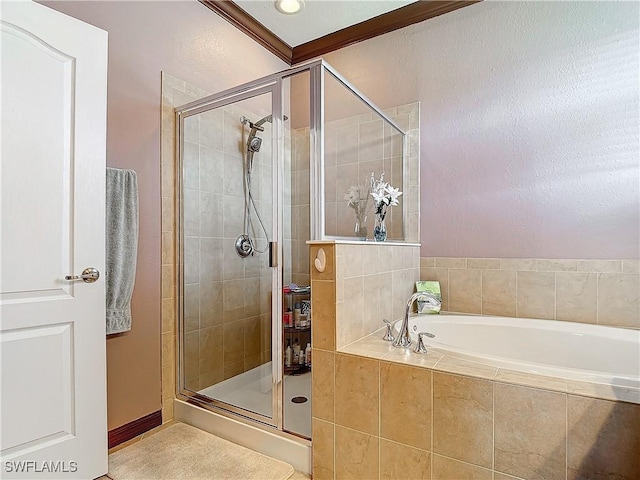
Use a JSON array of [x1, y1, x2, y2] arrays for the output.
[[294, 303, 301, 328], [299, 346, 305, 365], [305, 343, 311, 367], [287, 308, 294, 327], [293, 339, 300, 365], [285, 341, 292, 367], [283, 310, 290, 327]]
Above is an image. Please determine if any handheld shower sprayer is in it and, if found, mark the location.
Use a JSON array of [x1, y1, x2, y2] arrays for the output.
[[235, 113, 288, 258]]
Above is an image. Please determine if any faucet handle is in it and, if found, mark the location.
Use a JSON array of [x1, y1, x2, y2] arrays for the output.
[[414, 332, 435, 354], [382, 319, 395, 342]]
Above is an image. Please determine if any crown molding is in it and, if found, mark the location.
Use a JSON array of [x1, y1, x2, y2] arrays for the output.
[[292, 1, 481, 64], [201, 0, 481, 66]]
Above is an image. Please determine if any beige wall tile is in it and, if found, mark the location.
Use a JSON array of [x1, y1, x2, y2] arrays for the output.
[[183, 331, 198, 382], [467, 258, 500, 270], [577, 260, 622, 273], [622, 259, 640, 274], [380, 362, 432, 450], [597, 273, 640, 328], [339, 276, 365, 346], [494, 383, 566, 480], [567, 395, 640, 480], [363, 274, 382, 336], [312, 350, 335, 422], [334, 354, 379, 435], [198, 326, 223, 375], [380, 439, 431, 480], [198, 369, 223, 390], [162, 298, 176, 335], [436, 257, 466, 269], [161, 231, 175, 266], [556, 272, 597, 323], [335, 426, 379, 480], [449, 269, 481, 314], [500, 258, 536, 271], [537, 259, 577, 272], [161, 401, 174, 424], [431, 454, 492, 480], [362, 245, 381, 275], [200, 282, 223, 329], [222, 321, 244, 363], [481, 270, 516, 317], [421, 267, 449, 311], [311, 280, 336, 351], [420, 257, 436, 268], [223, 359, 244, 379], [312, 419, 334, 480], [516, 271, 555, 320], [162, 332, 175, 369], [243, 317, 261, 357], [162, 364, 175, 401], [340, 245, 364, 278], [433, 373, 493, 469], [162, 264, 176, 300]]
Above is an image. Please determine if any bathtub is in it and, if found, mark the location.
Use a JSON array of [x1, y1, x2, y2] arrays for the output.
[[399, 314, 640, 388]]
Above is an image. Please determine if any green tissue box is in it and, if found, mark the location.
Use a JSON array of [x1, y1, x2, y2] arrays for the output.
[[416, 281, 441, 314]]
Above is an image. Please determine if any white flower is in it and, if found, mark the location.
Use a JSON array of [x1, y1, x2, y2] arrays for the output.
[[371, 189, 388, 205], [385, 185, 403, 206]]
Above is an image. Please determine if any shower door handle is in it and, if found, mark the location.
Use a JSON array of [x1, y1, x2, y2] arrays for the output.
[[269, 241, 277, 268]]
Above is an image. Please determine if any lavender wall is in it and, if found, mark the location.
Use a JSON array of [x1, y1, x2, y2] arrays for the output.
[[324, 1, 640, 259], [42, 0, 286, 430]]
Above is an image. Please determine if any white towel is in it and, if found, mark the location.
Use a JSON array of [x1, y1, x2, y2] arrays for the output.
[[106, 167, 138, 334]]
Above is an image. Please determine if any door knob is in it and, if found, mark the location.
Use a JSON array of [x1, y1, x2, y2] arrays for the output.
[[65, 267, 100, 283]]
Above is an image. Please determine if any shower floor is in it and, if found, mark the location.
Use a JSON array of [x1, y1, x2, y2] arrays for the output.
[[198, 362, 311, 438]]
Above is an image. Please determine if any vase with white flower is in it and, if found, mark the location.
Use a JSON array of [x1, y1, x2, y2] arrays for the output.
[[370, 173, 402, 242]]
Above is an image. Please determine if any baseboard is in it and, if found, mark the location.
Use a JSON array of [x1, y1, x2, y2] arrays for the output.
[[108, 410, 163, 449]]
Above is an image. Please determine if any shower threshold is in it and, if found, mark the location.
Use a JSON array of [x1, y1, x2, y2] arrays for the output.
[[198, 362, 311, 438]]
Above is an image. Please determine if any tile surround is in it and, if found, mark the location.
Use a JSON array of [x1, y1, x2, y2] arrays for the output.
[[420, 257, 640, 329], [312, 247, 640, 479]]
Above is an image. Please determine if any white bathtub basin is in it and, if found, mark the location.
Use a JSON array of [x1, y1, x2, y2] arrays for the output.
[[399, 314, 640, 387]]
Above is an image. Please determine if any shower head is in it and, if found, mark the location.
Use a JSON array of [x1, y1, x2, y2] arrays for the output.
[[245, 114, 289, 155]]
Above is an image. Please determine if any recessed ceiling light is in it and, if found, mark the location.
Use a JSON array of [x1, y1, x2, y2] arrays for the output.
[[275, 0, 305, 15]]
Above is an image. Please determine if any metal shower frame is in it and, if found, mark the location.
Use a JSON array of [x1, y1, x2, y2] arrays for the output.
[[174, 59, 406, 440]]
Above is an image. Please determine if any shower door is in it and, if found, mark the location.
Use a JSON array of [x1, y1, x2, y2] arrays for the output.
[[177, 81, 284, 428]]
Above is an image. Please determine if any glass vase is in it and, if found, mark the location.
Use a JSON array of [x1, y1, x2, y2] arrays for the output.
[[373, 214, 387, 242], [354, 221, 368, 241]]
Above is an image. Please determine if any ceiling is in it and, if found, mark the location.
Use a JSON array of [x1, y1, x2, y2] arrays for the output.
[[233, 0, 417, 47], [201, 0, 480, 64]]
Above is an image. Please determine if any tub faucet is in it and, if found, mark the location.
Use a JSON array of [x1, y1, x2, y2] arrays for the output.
[[393, 291, 441, 348]]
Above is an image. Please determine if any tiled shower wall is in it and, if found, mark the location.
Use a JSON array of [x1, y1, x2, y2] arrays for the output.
[[421, 257, 640, 329], [290, 127, 310, 287], [181, 104, 273, 391], [324, 103, 420, 243]]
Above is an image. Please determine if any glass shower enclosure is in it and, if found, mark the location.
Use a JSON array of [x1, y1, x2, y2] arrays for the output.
[[175, 60, 406, 440]]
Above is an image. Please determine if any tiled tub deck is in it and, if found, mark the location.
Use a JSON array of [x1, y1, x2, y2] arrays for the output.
[[310, 243, 640, 480]]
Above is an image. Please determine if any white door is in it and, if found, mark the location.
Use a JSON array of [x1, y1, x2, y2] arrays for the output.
[[0, 1, 108, 478]]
